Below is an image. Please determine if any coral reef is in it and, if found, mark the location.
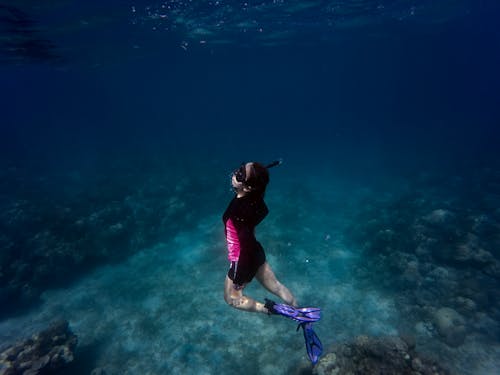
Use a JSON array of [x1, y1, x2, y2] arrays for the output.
[[0, 160, 224, 314], [0, 320, 77, 375], [313, 335, 450, 375], [345, 169, 500, 348]]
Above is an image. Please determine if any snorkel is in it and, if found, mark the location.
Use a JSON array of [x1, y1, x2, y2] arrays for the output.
[[264, 159, 283, 169]]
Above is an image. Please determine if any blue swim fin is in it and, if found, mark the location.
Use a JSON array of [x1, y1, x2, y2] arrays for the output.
[[264, 298, 321, 323], [297, 322, 323, 365]]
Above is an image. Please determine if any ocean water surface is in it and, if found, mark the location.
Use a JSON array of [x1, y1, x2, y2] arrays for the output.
[[1, 1, 500, 374]]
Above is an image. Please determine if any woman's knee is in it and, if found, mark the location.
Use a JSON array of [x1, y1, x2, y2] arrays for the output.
[[224, 292, 235, 306], [224, 282, 242, 308], [224, 286, 235, 306]]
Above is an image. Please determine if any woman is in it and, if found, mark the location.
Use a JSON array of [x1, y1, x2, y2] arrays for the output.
[[223, 161, 298, 314]]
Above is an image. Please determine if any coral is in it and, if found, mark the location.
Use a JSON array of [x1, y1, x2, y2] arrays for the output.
[[0, 320, 77, 375], [313, 335, 451, 375], [432, 307, 466, 348]]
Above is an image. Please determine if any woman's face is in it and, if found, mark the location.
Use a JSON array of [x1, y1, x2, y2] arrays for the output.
[[231, 163, 253, 191]]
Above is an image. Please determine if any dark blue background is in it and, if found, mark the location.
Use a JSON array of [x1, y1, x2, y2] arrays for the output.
[[1, 1, 499, 181]]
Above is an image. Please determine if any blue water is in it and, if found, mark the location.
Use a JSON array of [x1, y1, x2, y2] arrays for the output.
[[1, 1, 500, 374]]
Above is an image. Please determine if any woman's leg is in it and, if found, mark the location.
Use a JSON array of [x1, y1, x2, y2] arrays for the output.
[[224, 276, 268, 314], [256, 262, 297, 306]]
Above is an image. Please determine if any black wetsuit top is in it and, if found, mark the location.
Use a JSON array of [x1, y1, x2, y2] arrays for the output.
[[223, 194, 268, 286]]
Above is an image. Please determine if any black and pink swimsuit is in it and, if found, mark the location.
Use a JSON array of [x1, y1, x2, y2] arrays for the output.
[[223, 194, 269, 286]]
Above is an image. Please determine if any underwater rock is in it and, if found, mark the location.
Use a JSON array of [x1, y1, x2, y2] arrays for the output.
[[422, 209, 455, 226], [453, 296, 477, 317], [433, 307, 466, 347], [313, 335, 450, 375], [401, 260, 421, 286], [421, 266, 459, 302], [471, 214, 500, 240], [471, 311, 499, 339], [455, 233, 495, 266], [483, 260, 500, 279], [90, 368, 107, 375], [0, 320, 77, 375]]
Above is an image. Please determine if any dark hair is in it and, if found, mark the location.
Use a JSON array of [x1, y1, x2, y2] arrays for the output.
[[244, 162, 270, 197]]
